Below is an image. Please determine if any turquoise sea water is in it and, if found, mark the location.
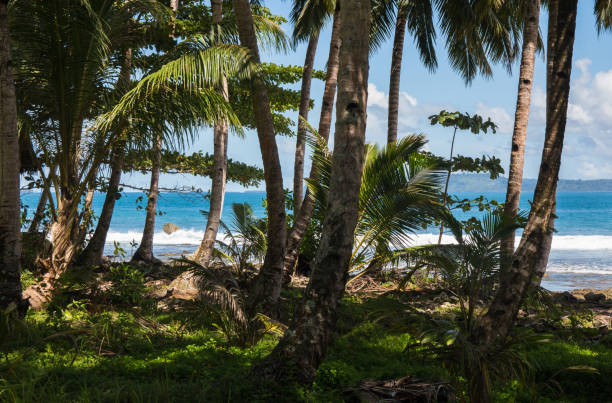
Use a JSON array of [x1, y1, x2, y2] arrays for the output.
[[21, 191, 612, 291]]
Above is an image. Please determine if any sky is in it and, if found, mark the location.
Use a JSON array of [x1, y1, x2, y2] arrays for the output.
[[130, 0, 612, 192]]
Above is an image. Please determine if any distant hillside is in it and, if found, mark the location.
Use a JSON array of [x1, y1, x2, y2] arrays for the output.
[[447, 174, 612, 193]]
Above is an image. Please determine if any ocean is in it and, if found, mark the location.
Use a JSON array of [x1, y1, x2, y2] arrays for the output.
[[20, 191, 612, 292]]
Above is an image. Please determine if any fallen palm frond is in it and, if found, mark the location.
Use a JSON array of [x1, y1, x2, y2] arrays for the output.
[[344, 375, 454, 403]]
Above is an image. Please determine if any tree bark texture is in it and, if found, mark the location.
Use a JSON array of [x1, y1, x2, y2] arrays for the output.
[[77, 147, 124, 266], [131, 134, 162, 263], [259, 0, 370, 382], [293, 30, 320, 215], [193, 0, 229, 267], [77, 48, 132, 267], [479, 0, 577, 348], [282, 2, 342, 282], [501, 0, 541, 266], [387, 6, 407, 144], [0, 0, 26, 312], [28, 189, 48, 234], [233, 0, 287, 312]]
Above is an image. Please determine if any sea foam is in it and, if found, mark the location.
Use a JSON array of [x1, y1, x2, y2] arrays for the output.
[[106, 230, 612, 250]]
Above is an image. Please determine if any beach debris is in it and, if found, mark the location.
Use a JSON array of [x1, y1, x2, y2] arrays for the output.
[[168, 270, 202, 300], [344, 376, 454, 402], [553, 291, 578, 304], [144, 279, 171, 299], [584, 292, 606, 304], [163, 222, 181, 234]]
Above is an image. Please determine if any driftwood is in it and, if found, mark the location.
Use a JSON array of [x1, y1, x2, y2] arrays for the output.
[[344, 376, 454, 403]]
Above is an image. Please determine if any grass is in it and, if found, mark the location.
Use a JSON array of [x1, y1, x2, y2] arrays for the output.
[[2, 277, 611, 402]]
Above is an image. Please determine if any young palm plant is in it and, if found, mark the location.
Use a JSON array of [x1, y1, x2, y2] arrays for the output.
[[204, 202, 267, 282], [402, 210, 530, 402], [305, 126, 445, 280]]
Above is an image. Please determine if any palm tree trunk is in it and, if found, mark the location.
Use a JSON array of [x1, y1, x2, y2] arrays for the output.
[[478, 0, 577, 348], [282, 2, 342, 282], [77, 47, 132, 267], [132, 134, 162, 264], [501, 0, 541, 266], [233, 0, 287, 312], [258, 0, 370, 382], [193, 0, 229, 266], [77, 147, 124, 267], [387, 6, 407, 144], [293, 30, 320, 215], [28, 189, 48, 234], [0, 0, 26, 312]]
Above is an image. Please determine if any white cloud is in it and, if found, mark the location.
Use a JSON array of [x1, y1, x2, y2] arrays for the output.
[[367, 83, 388, 109], [365, 83, 444, 144], [476, 103, 514, 134]]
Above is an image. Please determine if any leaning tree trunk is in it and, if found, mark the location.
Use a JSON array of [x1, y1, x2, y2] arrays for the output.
[[77, 147, 125, 267], [387, 6, 407, 144], [131, 134, 162, 264], [0, 0, 26, 313], [478, 0, 577, 350], [28, 189, 48, 233], [193, 0, 229, 266], [501, 0, 541, 267], [77, 48, 132, 267], [293, 30, 320, 215], [282, 2, 342, 282], [259, 0, 370, 383], [233, 0, 287, 312]]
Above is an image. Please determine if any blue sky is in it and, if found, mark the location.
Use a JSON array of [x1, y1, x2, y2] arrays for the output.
[[133, 0, 612, 192]]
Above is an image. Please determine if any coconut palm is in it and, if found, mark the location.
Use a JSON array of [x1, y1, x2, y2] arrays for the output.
[[289, 0, 333, 215], [501, 0, 541, 266], [304, 131, 444, 279], [403, 209, 527, 402], [205, 202, 267, 280], [478, 0, 578, 353], [0, 0, 24, 312], [232, 0, 289, 314], [9, 0, 169, 284], [480, 0, 612, 354], [260, 0, 371, 381], [192, 0, 231, 267], [283, 0, 399, 281], [11, 0, 245, 306], [386, 0, 522, 144]]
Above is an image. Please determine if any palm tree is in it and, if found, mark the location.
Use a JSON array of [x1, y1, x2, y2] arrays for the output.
[[132, 0, 181, 265], [478, 0, 578, 351], [305, 132, 444, 279], [77, 48, 132, 267], [131, 134, 163, 264], [283, 0, 342, 282], [12, 0, 242, 306], [206, 202, 267, 280], [0, 0, 25, 312], [289, 0, 333, 214], [232, 0, 288, 313], [387, 0, 436, 144], [259, 0, 371, 382], [193, 0, 231, 266], [386, 0, 522, 145], [501, 0, 541, 267], [405, 209, 525, 402], [10, 0, 169, 280]]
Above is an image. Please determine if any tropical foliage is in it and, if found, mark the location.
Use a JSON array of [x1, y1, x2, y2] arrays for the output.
[[305, 128, 445, 278]]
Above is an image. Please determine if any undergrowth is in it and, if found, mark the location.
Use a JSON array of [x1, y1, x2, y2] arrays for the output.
[[1, 282, 610, 402]]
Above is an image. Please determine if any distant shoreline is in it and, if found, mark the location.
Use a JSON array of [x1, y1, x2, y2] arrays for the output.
[[448, 174, 612, 193]]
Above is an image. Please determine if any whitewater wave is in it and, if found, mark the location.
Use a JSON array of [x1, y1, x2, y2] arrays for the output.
[[106, 230, 612, 251], [107, 229, 208, 245]]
